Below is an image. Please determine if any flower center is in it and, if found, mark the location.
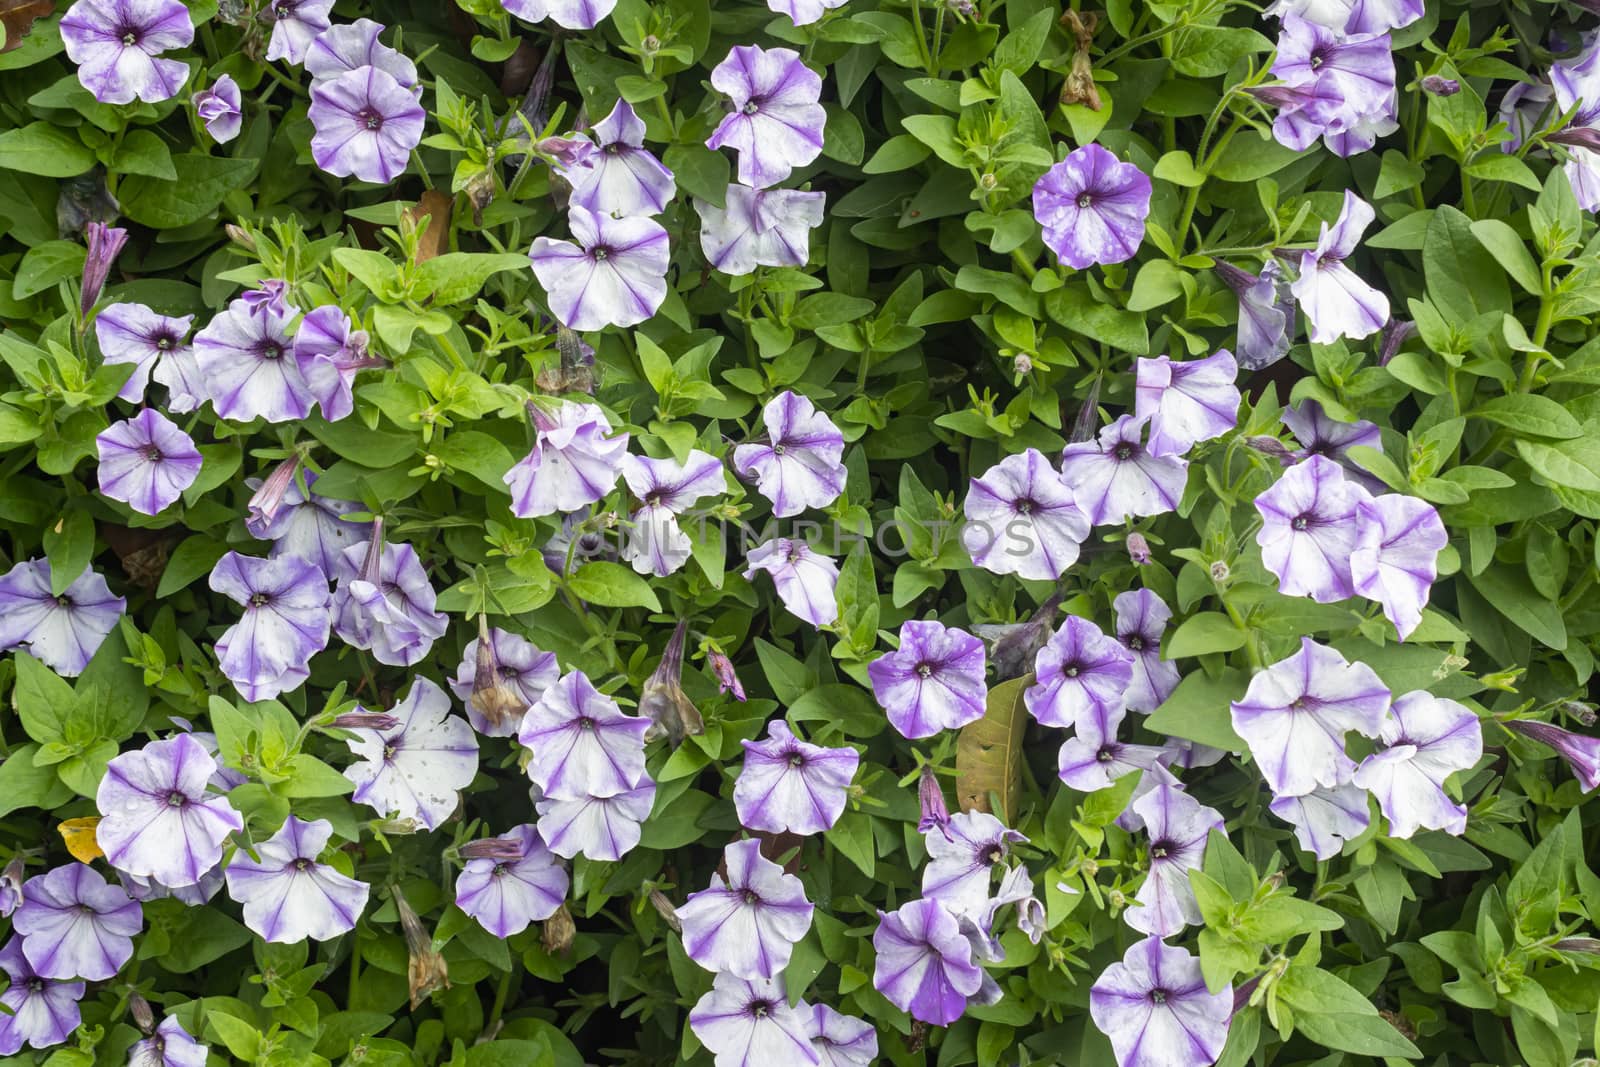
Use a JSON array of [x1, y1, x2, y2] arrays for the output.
[[579, 717, 596, 731], [294, 858, 311, 871], [1126, 635, 1145, 651], [55, 594, 74, 608], [359, 109, 384, 132], [592, 246, 610, 261], [1309, 51, 1325, 70], [274, 1, 295, 16], [140, 444, 164, 463], [772, 443, 787, 456], [166, 791, 187, 807], [1015, 498, 1035, 515], [1076, 193, 1093, 209], [503, 667, 520, 679], [1151, 988, 1169, 1004], [27, 978, 44, 993], [383, 742, 399, 760], [1113, 443, 1134, 461], [1063, 663, 1080, 678], [260, 342, 284, 362], [742, 100, 762, 115], [156, 335, 175, 351], [249, 592, 273, 607], [604, 143, 623, 155], [915, 662, 934, 678], [749, 999, 772, 1017], [121, 29, 140, 46], [1150, 841, 1172, 860], [788, 752, 806, 768], [1291, 513, 1312, 531], [1096, 747, 1116, 763], [985, 845, 1004, 865], [743, 889, 760, 905]]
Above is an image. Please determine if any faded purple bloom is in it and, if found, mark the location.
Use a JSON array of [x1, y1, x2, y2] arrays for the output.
[[247, 468, 373, 577], [1351, 494, 1447, 640], [1499, 81, 1554, 154], [343, 678, 479, 830], [14, 864, 140, 981], [1126, 780, 1223, 937], [194, 296, 316, 423], [1216, 260, 1294, 370], [1230, 637, 1391, 796], [194, 75, 242, 142], [503, 0, 618, 31], [505, 401, 629, 519], [1504, 719, 1600, 792], [1060, 415, 1189, 525], [1378, 317, 1417, 366], [804, 1003, 877, 1067], [293, 305, 380, 422], [734, 720, 858, 836], [962, 449, 1090, 580], [867, 620, 987, 739], [538, 135, 600, 172], [535, 779, 656, 861], [454, 825, 568, 938], [918, 765, 951, 835], [61, 0, 193, 106], [94, 302, 202, 408], [709, 647, 747, 701], [305, 19, 418, 92], [0, 859, 22, 918], [543, 508, 614, 573], [974, 590, 1064, 681], [1255, 455, 1372, 603], [1272, 17, 1397, 157], [519, 670, 650, 800], [1266, 0, 1422, 34], [121, 865, 225, 909], [1026, 615, 1135, 730], [0, 939, 83, 1056], [743, 538, 840, 627], [1352, 692, 1481, 838], [984, 863, 1046, 944], [529, 206, 669, 331], [621, 449, 726, 576], [210, 552, 330, 701], [224, 817, 369, 943], [1032, 144, 1152, 270], [332, 534, 448, 667], [733, 391, 845, 518], [129, 1016, 208, 1067], [240, 280, 291, 319], [1114, 590, 1180, 714], [80, 221, 128, 317], [1133, 350, 1240, 458], [1421, 74, 1460, 96], [96, 409, 202, 516], [872, 898, 983, 1026], [707, 45, 826, 188], [769, 0, 847, 24], [566, 100, 676, 216], [449, 627, 559, 737], [1552, 47, 1600, 209], [923, 811, 1026, 918], [689, 974, 820, 1067], [679, 839, 813, 979], [0, 559, 125, 677], [1090, 936, 1232, 1067], [308, 66, 426, 184], [96, 734, 243, 888], [698, 186, 826, 275], [1282, 400, 1383, 493], [1291, 190, 1390, 343], [1269, 782, 1371, 860], [264, 0, 334, 63], [1057, 706, 1166, 792]]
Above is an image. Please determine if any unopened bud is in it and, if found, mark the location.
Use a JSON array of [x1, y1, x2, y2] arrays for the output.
[[246, 454, 304, 534], [1556, 937, 1600, 955], [1245, 435, 1296, 462], [542, 903, 576, 954], [460, 836, 526, 862], [1565, 701, 1599, 727], [649, 889, 682, 933], [917, 766, 951, 835], [973, 588, 1065, 681], [978, 172, 998, 192], [642, 34, 661, 53], [0, 856, 25, 918], [707, 647, 746, 701], [1012, 354, 1033, 375], [537, 135, 597, 171], [1210, 560, 1231, 582], [1126, 532, 1152, 565], [129, 992, 155, 1033], [395, 889, 450, 1008], [1548, 126, 1600, 153], [1080, 858, 1099, 878], [328, 711, 401, 731], [464, 168, 497, 228], [225, 223, 256, 251], [1421, 75, 1461, 97]]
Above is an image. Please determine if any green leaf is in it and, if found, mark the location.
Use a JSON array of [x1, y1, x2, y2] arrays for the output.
[[1469, 219, 1543, 295], [825, 811, 877, 877], [1424, 205, 1510, 324], [1145, 668, 1248, 751], [1165, 612, 1246, 657], [1516, 436, 1600, 493], [568, 561, 661, 611], [1465, 564, 1567, 650], [1277, 965, 1422, 1058], [412, 253, 530, 305], [42, 508, 94, 596], [0, 121, 95, 177], [662, 144, 728, 208], [1044, 284, 1149, 352], [1153, 150, 1206, 187], [281, 755, 356, 798], [157, 536, 230, 597], [1472, 394, 1583, 439], [333, 248, 403, 297], [955, 674, 1029, 820], [1463, 152, 1542, 192], [13, 651, 74, 745], [13, 240, 86, 299], [120, 155, 258, 229], [0, 743, 76, 817], [109, 129, 177, 180], [1127, 260, 1186, 312]]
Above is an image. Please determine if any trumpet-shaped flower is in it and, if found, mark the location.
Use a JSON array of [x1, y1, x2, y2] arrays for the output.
[[0, 559, 125, 677], [519, 671, 650, 800], [1353, 691, 1481, 838], [224, 817, 370, 942], [963, 449, 1090, 580], [678, 839, 813, 979], [867, 620, 987, 739], [96, 734, 243, 888], [342, 679, 479, 830], [734, 720, 858, 836], [1026, 616, 1134, 730]]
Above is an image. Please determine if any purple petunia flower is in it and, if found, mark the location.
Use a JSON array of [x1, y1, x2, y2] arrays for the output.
[[0, 859, 21, 918], [14, 864, 141, 981], [767, 0, 847, 23], [0, 939, 83, 1056], [1255, 455, 1372, 603], [503, 0, 618, 31], [565, 100, 676, 217], [1113, 590, 1181, 714], [872, 898, 984, 1026], [305, 19, 418, 92], [308, 65, 426, 184], [247, 469, 373, 577], [450, 627, 559, 737], [194, 75, 242, 142], [535, 778, 656, 861], [332, 534, 449, 667], [867, 620, 987, 739], [194, 296, 316, 424], [61, 0, 193, 105], [1026, 615, 1135, 730], [733, 391, 846, 519], [454, 825, 568, 938], [1269, 782, 1371, 860], [96, 734, 243, 888], [0, 559, 125, 677], [1272, 17, 1397, 157], [743, 538, 840, 627], [1505, 719, 1600, 792], [678, 839, 813, 980], [95, 409, 203, 516], [129, 1015, 208, 1067], [343, 679, 479, 831], [1216, 260, 1293, 371], [293, 305, 380, 422], [223, 816, 369, 943], [706, 46, 826, 189], [1291, 190, 1390, 343], [804, 1003, 877, 1067], [698, 186, 826, 275], [1351, 494, 1448, 641], [1282, 399, 1384, 490], [80, 221, 128, 317], [529, 206, 670, 332], [918, 765, 952, 835], [734, 720, 858, 836], [1266, 0, 1422, 34], [620, 449, 727, 576], [505, 401, 630, 518], [1126, 780, 1223, 937], [1552, 51, 1600, 208], [1231, 637, 1391, 796], [94, 302, 202, 408], [519, 671, 650, 800], [922, 811, 1027, 918], [1032, 144, 1153, 270], [1133, 350, 1241, 458], [120, 865, 225, 908], [1059, 415, 1189, 525], [1090, 936, 1232, 1067], [1499, 80, 1555, 155], [210, 551, 330, 701], [264, 0, 334, 64], [962, 449, 1090, 581], [689, 974, 820, 1067], [1352, 692, 1481, 838], [1057, 706, 1167, 792]]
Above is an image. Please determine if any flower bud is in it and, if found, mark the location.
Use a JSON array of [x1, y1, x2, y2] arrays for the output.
[[706, 646, 746, 701], [240, 279, 290, 318], [246, 454, 304, 533], [537, 135, 598, 171], [978, 172, 998, 192], [1126, 532, 1152, 565], [917, 766, 951, 835], [649, 889, 683, 933], [1245, 435, 1296, 462], [224, 223, 256, 250], [1556, 937, 1600, 955], [327, 711, 401, 731], [1209, 560, 1231, 582], [1379, 318, 1418, 367], [395, 888, 450, 1008], [129, 991, 155, 1034], [1549, 126, 1600, 153], [460, 836, 526, 862], [640, 620, 704, 746], [0, 856, 24, 918], [1421, 75, 1461, 96], [1565, 701, 1599, 727], [1504, 719, 1600, 790], [973, 588, 1064, 681], [1012, 353, 1033, 375], [542, 903, 577, 955], [81, 221, 129, 317]]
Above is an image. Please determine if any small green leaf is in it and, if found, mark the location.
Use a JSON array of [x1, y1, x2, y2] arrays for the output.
[[568, 561, 661, 611]]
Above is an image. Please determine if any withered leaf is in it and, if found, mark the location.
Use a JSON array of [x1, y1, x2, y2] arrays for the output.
[[404, 189, 454, 264], [955, 673, 1032, 821], [0, 0, 52, 54]]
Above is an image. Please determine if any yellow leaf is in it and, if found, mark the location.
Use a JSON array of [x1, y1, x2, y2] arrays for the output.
[[58, 816, 105, 863], [955, 673, 1032, 821]]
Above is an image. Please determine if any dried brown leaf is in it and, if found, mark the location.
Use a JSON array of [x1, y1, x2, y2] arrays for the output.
[[955, 673, 1032, 820], [0, 0, 52, 54], [405, 189, 453, 264]]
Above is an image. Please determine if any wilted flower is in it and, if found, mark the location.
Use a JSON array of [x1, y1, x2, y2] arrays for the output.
[[332, 527, 449, 667], [224, 817, 369, 943], [542, 902, 577, 954], [743, 538, 840, 627], [0, 938, 84, 1056], [621, 450, 727, 577], [454, 825, 569, 938], [1026, 615, 1134, 730], [0, 559, 125, 677], [0, 859, 23, 918], [14, 863, 141, 980], [1505, 719, 1600, 791], [804, 1003, 878, 1067], [60, 0, 193, 105], [917, 765, 951, 834], [96, 734, 243, 889], [972, 589, 1064, 681], [305, 19, 418, 91], [1133, 350, 1241, 458], [871, 898, 983, 1026], [1351, 494, 1448, 640], [565, 100, 676, 217], [292, 305, 382, 422], [193, 75, 242, 142], [1291, 190, 1390, 343], [733, 391, 846, 519], [503, 0, 619, 31], [1032, 144, 1152, 270], [868, 620, 987, 739], [1090, 936, 1232, 1067], [1215, 260, 1294, 371], [1060, 415, 1190, 525], [94, 302, 202, 409], [707, 645, 747, 701], [734, 720, 859, 836], [519, 670, 651, 800], [1353, 692, 1481, 838], [698, 186, 826, 275], [1126, 780, 1223, 937], [1254, 455, 1372, 603], [707, 45, 826, 188], [80, 221, 128, 316], [342, 678, 479, 830], [922, 811, 1027, 918], [528, 206, 670, 331], [505, 401, 630, 518], [639, 620, 705, 745], [395, 888, 449, 1008], [308, 66, 426, 184], [535, 779, 657, 861], [678, 839, 814, 979], [210, 551, 330, 701], [689, 974, 820, 1067], [96, 409, 203, 516], [194, 295, 317, 423], [449, 623, 559, 737], [1421, 74, 1460, 96], [963, 449, 1090, 581], [1268, 782, 1372, 860]]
